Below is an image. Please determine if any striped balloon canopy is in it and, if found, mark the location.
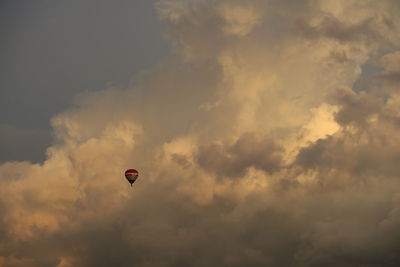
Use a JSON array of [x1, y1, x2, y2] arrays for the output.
[[125, 169, 139, 186]]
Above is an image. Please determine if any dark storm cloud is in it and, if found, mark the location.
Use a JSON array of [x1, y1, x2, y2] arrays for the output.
[[329, 50, 349, 64], [295, 15, 380, 43], [376, 71, 400, 82], [196, 133, 284, 178], [333, 87, 383, 127], [375, 51, 400, 84]]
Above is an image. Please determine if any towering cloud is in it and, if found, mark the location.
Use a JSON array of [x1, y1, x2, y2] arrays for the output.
[[1, 0, 400, 266]]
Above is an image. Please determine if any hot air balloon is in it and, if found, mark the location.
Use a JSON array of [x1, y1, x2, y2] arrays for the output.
[[125, 169, 139, 186]]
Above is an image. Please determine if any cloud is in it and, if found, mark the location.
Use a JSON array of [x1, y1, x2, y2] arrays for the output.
[[196, 133, 284, 178], [1, 0, 400, 266], [295, 15, 379, 43], [375, 51, 400, 86]]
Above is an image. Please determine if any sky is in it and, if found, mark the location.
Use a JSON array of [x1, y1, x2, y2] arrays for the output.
[[0, 0, 167, 163], [1, 0, 400, 266]]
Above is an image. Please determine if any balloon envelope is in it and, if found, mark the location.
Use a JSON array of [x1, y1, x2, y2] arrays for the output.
[[125, 169, 139, 186]]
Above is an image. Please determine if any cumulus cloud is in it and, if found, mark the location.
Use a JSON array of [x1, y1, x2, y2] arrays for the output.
[[196, 133, 284, 178], [1, 0, 400, 266], [376, 51, 400, 88]]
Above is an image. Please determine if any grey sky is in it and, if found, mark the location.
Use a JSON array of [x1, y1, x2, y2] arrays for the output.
[[0, 0, 168, 163]]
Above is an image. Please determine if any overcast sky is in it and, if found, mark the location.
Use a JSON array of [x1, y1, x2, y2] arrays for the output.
[[1, 1, 400, 267], [0, 0, 167, 163]]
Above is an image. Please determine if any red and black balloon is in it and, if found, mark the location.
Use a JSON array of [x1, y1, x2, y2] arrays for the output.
[[125, 169, 139, 186]]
